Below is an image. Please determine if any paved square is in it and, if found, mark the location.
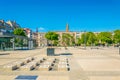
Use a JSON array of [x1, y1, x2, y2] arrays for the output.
[[0, 47, 120, 80]]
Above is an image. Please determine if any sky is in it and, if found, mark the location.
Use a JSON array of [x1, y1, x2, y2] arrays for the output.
[[0, 0, 120, 32]]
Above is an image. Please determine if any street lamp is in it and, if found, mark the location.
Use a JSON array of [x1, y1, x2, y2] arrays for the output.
[[84, 30, 86, 49], [119, 46, 120, 54], [10, 38, 15, 50]]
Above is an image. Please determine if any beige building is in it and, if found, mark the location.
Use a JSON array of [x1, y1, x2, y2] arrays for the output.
[[23, 28, 32, 38], [37, 32, 47, 47], [55, 24, 78, 46], [34, 23, 83, 47]]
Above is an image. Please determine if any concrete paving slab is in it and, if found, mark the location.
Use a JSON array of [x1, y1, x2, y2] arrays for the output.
[[77, 59, 120, 71], [89, 76, 120, 80], [1, 47, 120, 80]]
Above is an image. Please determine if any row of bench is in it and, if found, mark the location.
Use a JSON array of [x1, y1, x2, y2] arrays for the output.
[[3, 57, 70, 71], [3, 57, 46, 71], [57, 58, 70, 71]]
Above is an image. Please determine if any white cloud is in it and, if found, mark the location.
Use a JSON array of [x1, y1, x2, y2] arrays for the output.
[[31, 27, 45, 32], [38, 27, 45, 31]]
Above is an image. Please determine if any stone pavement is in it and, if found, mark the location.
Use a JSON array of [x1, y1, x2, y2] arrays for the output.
[[0, 47, 120, 80], [70, 47, 120, 80]]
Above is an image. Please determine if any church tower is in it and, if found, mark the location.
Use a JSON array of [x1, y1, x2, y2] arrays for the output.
[[36, 27, 38, 33], [66, 23, 69, 32]]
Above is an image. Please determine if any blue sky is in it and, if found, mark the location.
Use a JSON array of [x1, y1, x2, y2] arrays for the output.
[[0, 0, 120, 32]]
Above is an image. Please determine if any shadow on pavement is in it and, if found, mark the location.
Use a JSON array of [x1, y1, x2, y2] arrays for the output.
[[0, 53, 10, 55], [54, 53, 72, 56]]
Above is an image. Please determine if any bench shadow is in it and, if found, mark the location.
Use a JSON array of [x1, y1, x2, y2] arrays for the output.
[[0, 53, 10, 55], [54, 53, 72, 56]]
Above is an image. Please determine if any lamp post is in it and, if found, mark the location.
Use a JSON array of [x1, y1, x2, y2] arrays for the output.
[[10, 38, 15, 50], [84, 30, 86, 49], [119, 46, 120, 54]]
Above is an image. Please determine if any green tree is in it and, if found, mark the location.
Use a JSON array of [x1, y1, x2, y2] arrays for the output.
[[13, 28, 26, 36], [80, 32, 97, 46], [76, 38, 81, 46], [87, 32, 97, 46], [98, 32, 112, 45], [113, 30, 120, 44], [62, 33, 75, 46], [53, 40, 59, 46], [45, 32, 59, 46], [80, 33, 86, 44], [13, 28, 26, 48]]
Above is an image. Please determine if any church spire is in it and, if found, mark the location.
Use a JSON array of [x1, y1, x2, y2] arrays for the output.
[[36, 27, 38, 33], [66, 23, 69, 32]]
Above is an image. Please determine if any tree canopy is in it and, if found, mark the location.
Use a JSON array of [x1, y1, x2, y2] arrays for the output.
[[80, 32, 97, 46], [98, 32, 112, 44], [87, 32, 97, 45], [62, 33, 75, 46], [113, 30, 120, 44], [45, 32, 59, 41], [45, 32, 59, 46], [13, 28, 26, 36]]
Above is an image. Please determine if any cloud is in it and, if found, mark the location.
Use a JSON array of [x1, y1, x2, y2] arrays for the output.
[[38, 27, 45, 31], [31, 27, 45, 32]]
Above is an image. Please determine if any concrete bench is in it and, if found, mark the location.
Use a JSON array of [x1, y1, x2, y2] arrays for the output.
[[43, 57, 47, 60], [42, 61, 52, 66], [13, 61, 25, 67], [3, 63, 18, 71], [3, 59, 28, 71], [37, 65, 50, 71], [59, 58, 67, 61], [39, 58, 45, 63], [23, 57, 32, 64], [20, 62, 37, 71], [32, 59, 41, 66], [57, 65, 70, 71], [25, 57, 35, 63], [58, 61, 68, 65], [47, 58, 55, 61]]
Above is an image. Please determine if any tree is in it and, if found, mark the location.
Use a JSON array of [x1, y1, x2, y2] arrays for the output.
[[13, 28, 26, 47], [87, 32, 97, 46], [98, 32, 112, 45], [45, 32, 59, 46], [62, 33, 75, 46], [80, 32, 97, 46], [113, 30, 120, 44], [80, 33, 86, 44], [76, 38, 81, 46], [13, 28, 26, 36]]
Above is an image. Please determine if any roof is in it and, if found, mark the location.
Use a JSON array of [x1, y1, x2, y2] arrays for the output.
[[0, 35, 13, 37]]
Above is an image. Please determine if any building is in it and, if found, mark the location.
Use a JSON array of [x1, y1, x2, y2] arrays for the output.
[[37, 32, 47, 47], [0, 20, 7, 29], [32, 32, 38, 46], [34, 23, 82, 46], [6, 20, 21, 29], [0, 20, 13, 32], [55, 24, 78, 46], [0, 20, 21, 33], [0, 20, 36, 50], [23, 28, 32, 38], [66, 23, 69, 32]]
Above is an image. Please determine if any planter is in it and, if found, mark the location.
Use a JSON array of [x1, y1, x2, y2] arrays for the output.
[[47, 48, 54, 56]]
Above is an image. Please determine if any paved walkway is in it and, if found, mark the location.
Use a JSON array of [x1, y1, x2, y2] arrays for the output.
[[0, 47, 120, 80], [71, 47, 120, 80]]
